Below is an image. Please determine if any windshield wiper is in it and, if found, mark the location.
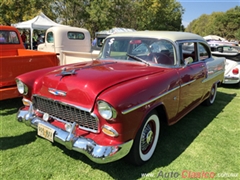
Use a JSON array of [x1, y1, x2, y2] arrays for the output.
[[126, 53, 150, 66]]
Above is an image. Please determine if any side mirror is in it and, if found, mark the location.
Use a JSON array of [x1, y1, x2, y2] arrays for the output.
[[184, 57, 193, 66]]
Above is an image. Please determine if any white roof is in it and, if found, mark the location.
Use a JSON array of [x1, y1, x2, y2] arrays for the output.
[[107, 31, 205, 42], [12, 12, 65, 30]]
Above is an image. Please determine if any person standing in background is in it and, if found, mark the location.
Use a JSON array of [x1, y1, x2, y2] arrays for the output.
[[37, 34, 43, 45], [21, 31, 27, 48]]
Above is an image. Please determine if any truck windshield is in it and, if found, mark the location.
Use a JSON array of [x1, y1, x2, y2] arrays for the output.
[[98, 37, 176, 65]]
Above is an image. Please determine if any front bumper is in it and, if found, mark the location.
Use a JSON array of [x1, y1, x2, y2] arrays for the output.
[[17, 106, 133, 164]]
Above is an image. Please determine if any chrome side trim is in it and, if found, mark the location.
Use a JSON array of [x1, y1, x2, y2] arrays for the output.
[[16, 106, 133, 164], [202, 70, 224, 83], [180, 79, 196, 88], [121, 86, 180, 114]]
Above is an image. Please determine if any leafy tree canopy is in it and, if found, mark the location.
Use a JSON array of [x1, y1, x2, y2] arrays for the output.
[[0, 0, 184, 37], [185, 6, 240, 41]]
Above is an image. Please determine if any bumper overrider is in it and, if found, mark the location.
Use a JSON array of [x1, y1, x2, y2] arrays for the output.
[[16, 103, 133, 164]]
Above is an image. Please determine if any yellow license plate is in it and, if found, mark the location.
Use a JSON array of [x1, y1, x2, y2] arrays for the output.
[[38, 123, 55, 142]]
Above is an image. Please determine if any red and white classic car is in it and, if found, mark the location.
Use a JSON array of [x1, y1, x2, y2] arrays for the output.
[[16, 31, 225, 165]]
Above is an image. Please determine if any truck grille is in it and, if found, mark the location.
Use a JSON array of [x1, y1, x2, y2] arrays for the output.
[[32, 95, 99, 133]]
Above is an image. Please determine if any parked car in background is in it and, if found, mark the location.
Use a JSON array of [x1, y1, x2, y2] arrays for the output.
[[207, 40, 239, 47], [211, 45, 240, 87], [94, 27, 136, 50], [0, 25, 59, 100], [16, 31, 225, 165]]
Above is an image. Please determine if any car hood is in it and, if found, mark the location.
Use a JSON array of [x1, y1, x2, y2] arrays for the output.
[[34, 60, 166, 109]]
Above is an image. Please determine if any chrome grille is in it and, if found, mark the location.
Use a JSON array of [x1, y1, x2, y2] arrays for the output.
[[32, 95, 99, 133]]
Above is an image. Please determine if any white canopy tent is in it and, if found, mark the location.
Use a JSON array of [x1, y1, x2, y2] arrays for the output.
[[12, 12, 65, 49], [203, 35, 226, 42], [96, 27, 136, 35]]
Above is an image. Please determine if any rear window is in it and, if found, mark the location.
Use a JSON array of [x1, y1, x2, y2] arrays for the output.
[[67, 32, 85, 40], [0, 30, 20, 44]]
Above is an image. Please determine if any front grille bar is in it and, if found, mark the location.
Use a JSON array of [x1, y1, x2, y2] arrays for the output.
[[32, 95, 99, 133]]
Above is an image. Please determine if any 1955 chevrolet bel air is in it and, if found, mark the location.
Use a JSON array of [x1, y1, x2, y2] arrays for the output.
[[16, 31, 225, 165]]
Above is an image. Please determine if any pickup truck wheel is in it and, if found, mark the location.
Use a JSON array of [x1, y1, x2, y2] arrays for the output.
[[126, 111, 160, 166], [204, 83, 217, 106]]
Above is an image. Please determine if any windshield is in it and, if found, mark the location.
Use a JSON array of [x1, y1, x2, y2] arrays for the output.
[[98, 37, 176, 66]]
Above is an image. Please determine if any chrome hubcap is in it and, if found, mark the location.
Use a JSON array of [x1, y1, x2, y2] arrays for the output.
[[211, 88, 215, 96], [146, 130, 153, 144], [141, 123, 154, 153]]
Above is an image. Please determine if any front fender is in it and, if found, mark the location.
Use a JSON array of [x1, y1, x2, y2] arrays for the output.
[[96, 69, 180, 141]]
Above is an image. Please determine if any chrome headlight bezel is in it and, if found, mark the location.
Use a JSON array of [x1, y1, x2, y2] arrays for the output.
[[16, 79, 28, 95], [97, 100, 117, 120]]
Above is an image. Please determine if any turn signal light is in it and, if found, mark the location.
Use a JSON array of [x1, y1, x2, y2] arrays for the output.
[[102, 125, 119, 137], [22, 98, 31, 106]]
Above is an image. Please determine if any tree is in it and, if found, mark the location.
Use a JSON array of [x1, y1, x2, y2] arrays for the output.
[[0, 0, 56, 25], [133, 0, 184, 31], [1, 0, 184, 37], [185, 6, 240, 41], [52, 0, 184, 36]]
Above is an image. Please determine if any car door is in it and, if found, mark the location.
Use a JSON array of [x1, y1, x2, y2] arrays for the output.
[[177, 42, 207, 116]]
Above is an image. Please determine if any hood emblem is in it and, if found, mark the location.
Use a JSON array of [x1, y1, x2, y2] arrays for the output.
[[48, 88, 67, 96], [56, 67, 77, 80]]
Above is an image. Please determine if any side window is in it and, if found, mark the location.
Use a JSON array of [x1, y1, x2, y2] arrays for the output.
[[46, 32, 54, 43], [0, 30, 19, 44], [67, 32, 85, 40], [149, 40, 176, 65], [9, 31, 19, 43], [199, 43, 210, 60], [180, 42, 197, 64]]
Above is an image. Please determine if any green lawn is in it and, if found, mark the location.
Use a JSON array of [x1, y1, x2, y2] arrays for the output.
[[1, 86, 239, 180]]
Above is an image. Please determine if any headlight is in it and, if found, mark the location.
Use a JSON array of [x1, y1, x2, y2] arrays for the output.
[[97, 101, 117, 120], [16, 79, 28, 95]]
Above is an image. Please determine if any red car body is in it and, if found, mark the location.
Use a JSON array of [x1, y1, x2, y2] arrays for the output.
[[16, 31, 225, 165]]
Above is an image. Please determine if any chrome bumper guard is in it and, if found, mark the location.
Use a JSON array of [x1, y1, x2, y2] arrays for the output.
[[17, 106, 133, 164]]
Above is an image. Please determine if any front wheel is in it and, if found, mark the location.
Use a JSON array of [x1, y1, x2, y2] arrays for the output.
[[203, 83, 217, 106], [126, 110, 160, 166]]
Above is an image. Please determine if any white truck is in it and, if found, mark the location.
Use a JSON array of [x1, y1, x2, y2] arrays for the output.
[[38, 26, 99, 65]]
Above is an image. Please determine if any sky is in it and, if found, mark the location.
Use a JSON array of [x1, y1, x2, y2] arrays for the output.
[[177, 0, 240, 27]]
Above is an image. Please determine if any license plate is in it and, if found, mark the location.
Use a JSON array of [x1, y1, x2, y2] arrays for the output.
[[38, 123, 55, 142]]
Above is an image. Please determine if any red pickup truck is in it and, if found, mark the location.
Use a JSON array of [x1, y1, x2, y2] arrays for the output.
[[0, 25, 59, 100]]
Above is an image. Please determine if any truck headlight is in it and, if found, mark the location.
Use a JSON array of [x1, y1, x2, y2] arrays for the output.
[[97, 101, 117, 120], [16, 79, 28, 95]]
